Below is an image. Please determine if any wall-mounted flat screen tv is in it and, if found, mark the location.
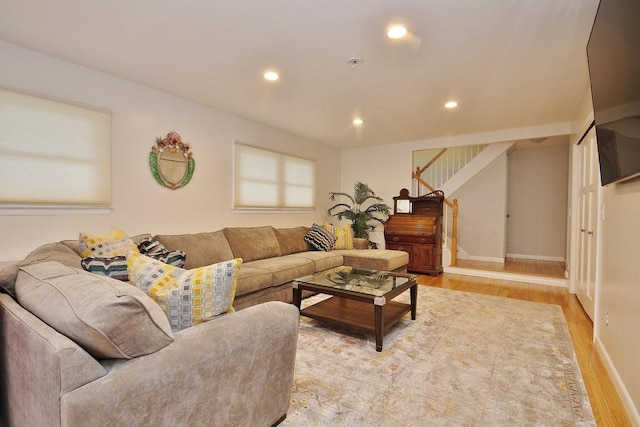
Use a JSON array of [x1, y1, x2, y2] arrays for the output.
[[586, 0, 640, 186]]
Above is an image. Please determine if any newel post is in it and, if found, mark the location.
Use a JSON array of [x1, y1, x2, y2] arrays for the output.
[[451, 198, 458, 266]]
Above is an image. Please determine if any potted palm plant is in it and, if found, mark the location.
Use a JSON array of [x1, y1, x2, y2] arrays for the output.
[[327, 182, 391, 248]]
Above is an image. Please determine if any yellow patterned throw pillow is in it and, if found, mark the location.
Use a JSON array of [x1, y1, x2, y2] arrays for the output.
[[79, 227, 139, 258], [127, 252, 242, 332], [323, 222, 354, 250]]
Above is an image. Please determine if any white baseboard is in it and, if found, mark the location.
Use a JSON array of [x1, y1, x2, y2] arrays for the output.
[[595, 337, 640, 426], [444, 266, 568, 288], [506, 253, 566, 262]]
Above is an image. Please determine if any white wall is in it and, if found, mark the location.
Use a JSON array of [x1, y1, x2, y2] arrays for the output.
[[342, 132, 578, 262], [341, 122, 573, 203], [0, 41, 340, 261], [506, 141, 569, 260], [451, 153, 508, 261], [569, 88, 640, 424], [597, 178, 640, 422]]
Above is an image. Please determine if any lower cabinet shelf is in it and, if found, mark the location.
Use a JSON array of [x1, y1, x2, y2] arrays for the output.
[[386, 241, 442, 276]]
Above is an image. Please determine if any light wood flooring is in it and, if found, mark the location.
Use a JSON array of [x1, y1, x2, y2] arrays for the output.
[[417, 272, 631, 426], [456, 257, 566, 278]]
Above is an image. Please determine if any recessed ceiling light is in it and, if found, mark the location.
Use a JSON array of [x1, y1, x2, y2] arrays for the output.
[[263, 71, 279, 81], [445, 101, 458, 109], [387, 25, 408, 39], [353, 118, 364, 126]]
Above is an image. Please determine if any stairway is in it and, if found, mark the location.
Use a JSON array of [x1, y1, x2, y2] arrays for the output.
[[413, 140, 567, 287]]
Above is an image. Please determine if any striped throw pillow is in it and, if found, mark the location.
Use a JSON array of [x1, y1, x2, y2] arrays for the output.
[[304, 223, 336, 252]]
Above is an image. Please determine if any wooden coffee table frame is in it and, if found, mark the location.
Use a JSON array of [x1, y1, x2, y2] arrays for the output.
[[293, 271, 417, 352]]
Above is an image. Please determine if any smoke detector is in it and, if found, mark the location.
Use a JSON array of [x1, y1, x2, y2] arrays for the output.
[[348, 57, 363, 69]]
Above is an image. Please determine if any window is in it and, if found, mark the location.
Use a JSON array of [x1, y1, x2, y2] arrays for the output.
[[233, 142, 315, 209], [0, 88, 111, 209]]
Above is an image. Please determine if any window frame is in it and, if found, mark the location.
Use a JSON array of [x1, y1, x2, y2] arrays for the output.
[[232, 141, 316, 211], [0, 87, 112, 215]]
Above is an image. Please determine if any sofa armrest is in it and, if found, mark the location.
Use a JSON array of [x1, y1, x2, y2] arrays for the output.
[[61, 301, 300, 427], [0, 294, 107, 427]]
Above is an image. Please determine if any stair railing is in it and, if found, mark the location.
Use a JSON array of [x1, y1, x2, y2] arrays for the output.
[[412, 171, 458, 267]]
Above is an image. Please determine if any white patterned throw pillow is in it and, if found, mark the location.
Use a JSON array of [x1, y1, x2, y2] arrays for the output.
[[79, 227, 138, 258], [127, 252, 242, 332]]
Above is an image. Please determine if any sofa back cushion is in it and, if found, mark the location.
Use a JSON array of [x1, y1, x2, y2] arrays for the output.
[[0, 242, 82, 297], [0, 234, 154, 298], [153, 231, 234, 269], [15, 262, 174, 359], [223, 226, 281, 262], [274, 226, 312, 255]]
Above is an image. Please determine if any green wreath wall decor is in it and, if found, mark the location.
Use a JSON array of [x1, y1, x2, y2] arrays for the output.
[[149, 131, 195, 190]]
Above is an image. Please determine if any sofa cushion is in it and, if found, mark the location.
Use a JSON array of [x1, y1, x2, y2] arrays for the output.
[[274, 226, 312, 255], [289, 251, 344, 272], [223, 226, 281, 262], [234, 266, 274, 297], [0, 242, 82, 297], [15, 262, 174, 359], [303, 224, 336, 252], [323, 222, 354, 250], [127, 252, 242, 332], [243, 256, 314, 286], [153, 231, 234, 269], [338, 249, 409, 272], [78, 227, 139, 258]]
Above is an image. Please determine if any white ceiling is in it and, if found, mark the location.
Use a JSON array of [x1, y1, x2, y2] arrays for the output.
[[0, 0, 599, 148]]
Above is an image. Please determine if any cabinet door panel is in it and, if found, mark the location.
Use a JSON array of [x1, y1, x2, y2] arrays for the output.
[[414, 244, 434, 271], [386, 242, 415, 269]]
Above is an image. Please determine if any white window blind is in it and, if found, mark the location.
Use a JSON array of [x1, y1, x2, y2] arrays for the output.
[[233, 142, 315, 209], [0, 88, 111, 208]]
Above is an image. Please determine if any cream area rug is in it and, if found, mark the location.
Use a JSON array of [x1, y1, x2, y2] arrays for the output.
[[285, 286, 595, 426]]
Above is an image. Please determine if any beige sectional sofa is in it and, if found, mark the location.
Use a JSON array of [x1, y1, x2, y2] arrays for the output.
[[0, 225, 408, 426], [153, 226, 408, 310]]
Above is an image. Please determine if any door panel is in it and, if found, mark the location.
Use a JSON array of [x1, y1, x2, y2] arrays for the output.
[[576, 128, 599, 320]]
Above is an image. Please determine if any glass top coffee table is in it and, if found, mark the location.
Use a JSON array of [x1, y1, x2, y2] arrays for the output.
[[292, 266, 418, 352]]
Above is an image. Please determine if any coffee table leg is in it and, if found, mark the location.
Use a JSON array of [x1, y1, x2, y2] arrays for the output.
[[292, 284, 302, 310], [375, 304, 383, 352], [410, 283, 417, 320]]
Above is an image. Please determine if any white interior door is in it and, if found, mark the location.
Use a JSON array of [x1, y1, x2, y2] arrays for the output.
[[576, 128, 599, 320]]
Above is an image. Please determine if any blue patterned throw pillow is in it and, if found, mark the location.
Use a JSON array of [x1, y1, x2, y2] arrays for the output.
[[82, 248, 186, 281], [81, 256, 129, 281]]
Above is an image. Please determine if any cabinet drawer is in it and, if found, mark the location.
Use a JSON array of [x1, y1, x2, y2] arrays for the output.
[[385, 234, 435, 244], [385, 242, 414, 254]]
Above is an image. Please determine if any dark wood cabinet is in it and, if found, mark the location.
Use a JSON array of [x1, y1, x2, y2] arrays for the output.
[[384, 189, 443, 275]]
